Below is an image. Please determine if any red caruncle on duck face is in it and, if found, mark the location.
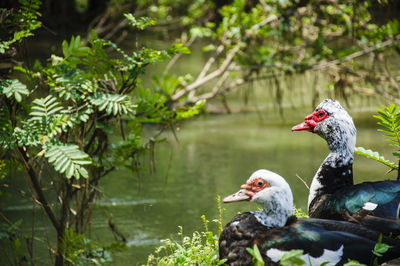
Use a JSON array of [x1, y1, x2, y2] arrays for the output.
[[292, 109, 329, 133], [241, 177, 271, 198]]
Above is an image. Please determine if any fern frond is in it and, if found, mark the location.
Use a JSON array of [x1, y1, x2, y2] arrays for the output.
[[134, 86, 170, 122], [354, 147, 398, 169], [30, 95, 64, 120], [13, 125, 41, 147], [45, 143, 91, 179], [0, 79, 30, 102], [90, 93, 136, 116], [374, 104, 400, 149], [29, 95, 70, 138]]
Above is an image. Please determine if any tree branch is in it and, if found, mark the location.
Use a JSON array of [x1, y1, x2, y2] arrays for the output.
[[171, 44, 241, 101], [311, 35, 400, 71], [17, 147, 61, 232]]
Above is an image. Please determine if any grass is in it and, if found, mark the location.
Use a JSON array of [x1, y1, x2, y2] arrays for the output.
[[143, 197, 310, 265], [143, 196, 227, 265]]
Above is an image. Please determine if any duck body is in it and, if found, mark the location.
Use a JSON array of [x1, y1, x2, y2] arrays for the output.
[[219, 169, 400, 265], [292, 99, 400, 235], [310, 180, 400, 235], [220, 213, 400, 266]]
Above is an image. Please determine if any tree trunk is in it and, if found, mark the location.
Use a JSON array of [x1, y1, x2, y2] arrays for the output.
[[55, 229, 65, 266]]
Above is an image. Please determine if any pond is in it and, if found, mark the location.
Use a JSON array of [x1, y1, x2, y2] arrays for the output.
[[2, 94, 396, 265]]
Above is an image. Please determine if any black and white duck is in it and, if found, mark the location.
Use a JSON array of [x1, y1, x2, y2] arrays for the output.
[[292, 99, 400, 236], [219, 169, 400, 265]]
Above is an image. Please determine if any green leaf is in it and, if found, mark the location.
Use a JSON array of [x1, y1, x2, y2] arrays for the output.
[[62, 40, 69, 57], [374, 105, 400, 151], [169, 43, 191, 55], [45, 143, 92, 179], [90, 93, 136, 116], [354, 147, 397, 169], [124, 14, 155, 30], [372, 234, 393, 257], [77, 167, 89, 178], [14, 238, 21, 255], [203, 44, 217, 52], [1, 79, 30, 102], [279, 249, 306, 266], [246, 244, 264, 266], [344, 260, 366, 266]]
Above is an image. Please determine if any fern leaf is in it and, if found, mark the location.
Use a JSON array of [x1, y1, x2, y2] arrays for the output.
[[30, 96, 63, 120], [0, 79, 30, 102], [374, 105, 400, 149], [354, 147, 397, 169], [29, 95, 69, 138], [45, 143, 92, 179], [90, 93, 136, 116]]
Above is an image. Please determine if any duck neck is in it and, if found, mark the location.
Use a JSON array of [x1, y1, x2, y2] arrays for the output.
[[252, 189, 293, 228], [308, 144, 354, 209]]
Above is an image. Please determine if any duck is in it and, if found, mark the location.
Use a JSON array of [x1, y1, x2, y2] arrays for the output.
[[219, 169, 400, 265], [292, 99, 400, 236]]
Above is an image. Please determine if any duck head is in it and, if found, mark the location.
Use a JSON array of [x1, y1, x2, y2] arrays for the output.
[[223, 169, 293, 227], [292, 99, 356, 154]]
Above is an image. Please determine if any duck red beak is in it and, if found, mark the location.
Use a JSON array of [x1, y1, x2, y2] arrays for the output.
[[291, 122, 314, 132], [292, 112, 318, 132]]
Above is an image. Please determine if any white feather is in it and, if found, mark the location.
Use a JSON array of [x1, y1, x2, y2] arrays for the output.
[[266, 245, 343, 266], [362, 202, 377, 211]]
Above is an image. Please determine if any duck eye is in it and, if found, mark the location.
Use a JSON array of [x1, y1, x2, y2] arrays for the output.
[[318, 111, 324, 117], [257, 181, 263, 186]]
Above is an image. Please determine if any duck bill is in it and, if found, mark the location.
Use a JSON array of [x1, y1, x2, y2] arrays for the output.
[[292, 122, 313, 132], [223, 189, 251, 203]]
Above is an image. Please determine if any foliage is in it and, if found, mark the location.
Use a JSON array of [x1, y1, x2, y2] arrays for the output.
[[124, 14, 156, 30], [246, 244, 265, 266], [45, 143, 92, 179], [371, 234, 393, 265], [292, 206, 309, 218], [246, 246, 310, 266], [61, 229, 126, 265], [57, 0, 400, 110], [355, 104, 400, 174], [374, 104, 400, 152], [343, 260, 366, 266], [354, 147, 397, 170], [145, 197, 226, 265], [0, 79, 29, 102], [126, 0, 400, 108], [0, 218, 36, 266], [0, 2, 200, 265], [0, 0, 42, 53], [246, 246, 308, 266], [279, 250, 306, 266]]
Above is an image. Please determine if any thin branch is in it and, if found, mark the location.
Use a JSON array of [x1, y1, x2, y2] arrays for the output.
[[103, 19, 129, 40], [171, 44, 241, 101], [186, 69, 231, 104], [196, 44, 225, 81], [180, 70, 250, 106], [311, 35, 400, 71], [296, 174, 310, 190]]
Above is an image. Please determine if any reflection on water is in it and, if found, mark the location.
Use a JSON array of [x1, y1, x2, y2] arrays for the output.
[[2, 101, 397, 265]]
